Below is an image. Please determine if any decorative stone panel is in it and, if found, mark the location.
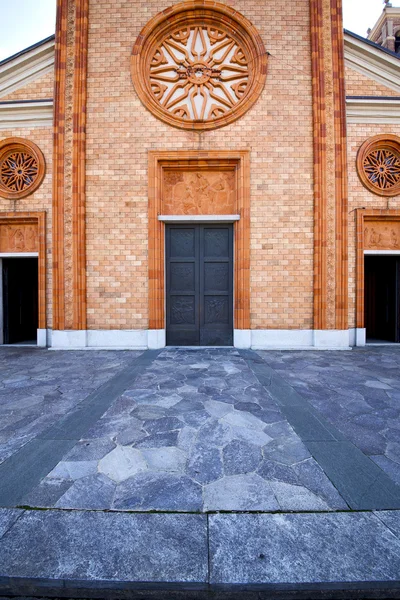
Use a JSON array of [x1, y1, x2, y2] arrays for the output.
[[131, 2, 268, 131]]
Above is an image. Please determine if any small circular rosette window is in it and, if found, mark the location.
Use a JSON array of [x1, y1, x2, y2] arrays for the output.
[[357, 135, 400, 197], [131, 2, 268, 131], [0, 138, 46, 200]]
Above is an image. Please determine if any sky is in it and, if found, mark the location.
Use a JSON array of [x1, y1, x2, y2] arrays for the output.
[[0, 0, 395, 62]]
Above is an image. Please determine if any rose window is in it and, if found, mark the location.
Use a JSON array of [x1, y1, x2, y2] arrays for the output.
[[0, 138, 45, 200], [131, 2, 268, 131], [357, 135, 400, 197]]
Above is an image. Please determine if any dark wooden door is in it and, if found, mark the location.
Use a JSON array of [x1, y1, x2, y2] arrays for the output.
[[3, 258, 38, 344], [365, 256, 400, 343], [166, 225, 233, 346]]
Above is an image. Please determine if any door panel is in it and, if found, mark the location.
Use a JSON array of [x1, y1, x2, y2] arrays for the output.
[[365, 256, 400, 343], [3, 258, 38, 344], [166, 225, 233, 346]]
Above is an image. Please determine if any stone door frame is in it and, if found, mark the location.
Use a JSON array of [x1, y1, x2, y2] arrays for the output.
[[0, 212, 46, 345], [356, 208, 400, 332], [148, 151, 250, 333]]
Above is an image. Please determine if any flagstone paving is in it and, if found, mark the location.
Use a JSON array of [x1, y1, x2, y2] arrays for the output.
[[22, 348, 349, 512], [0, 348, 138, 465], [258, 348, 400, 485]]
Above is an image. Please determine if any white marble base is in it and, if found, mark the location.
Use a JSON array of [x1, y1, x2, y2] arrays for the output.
[[234, 329, 252, 349], [47, 328, 364, 350], [251, 329, 314, 349], [148, 329, 166, 349], [313, 329, 350, 349], [37, 329, 47, 348]]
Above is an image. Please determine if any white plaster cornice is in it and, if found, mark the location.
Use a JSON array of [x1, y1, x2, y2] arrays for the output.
[[0, 100, 53, 129], [344, 32, 400, 94], [346, 97, 400, 123], [0, 38, 55, 99]]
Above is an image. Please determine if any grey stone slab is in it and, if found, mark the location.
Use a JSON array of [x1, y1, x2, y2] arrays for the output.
[[257, 459, 299, 484], [371, 455, 400, 485], [187, 445, 223, 484], [262, 438, 311, 466], [20, 478, 74, 508], [203, 474, 279, 512], [63, 438, 116, 461], [280, 406, 337, 442], [0, 509, 23, 538], [307, 441, 400, 510], [142, 447, 187, 472], [0, 510, 208, 583], [98, 446, 147, 482], [293, 458, 348, 509], [209, 512, 400, 584], [270, 481, 330, 511], [113, 472, 203, 511], [55, 473, 116, 509], [0, 438, 76, 507], [223, 440, 262, 475], [135, 431, 180, 448], [374, 511, 400, 539]]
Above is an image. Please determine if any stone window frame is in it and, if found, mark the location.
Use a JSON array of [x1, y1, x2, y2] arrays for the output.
[[131, 1, 268, 131], [356, 134, 400, 198], [0, 137, 46, 200]]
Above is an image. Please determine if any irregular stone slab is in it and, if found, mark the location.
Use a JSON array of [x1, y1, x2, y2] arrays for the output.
[[204, 400, 233, 419], [143, 416, 183, 435], [177, 426, 197, 452], [263, 438, 311, 466], [98, 446, 147, 483], [293, 458, 348, 509], [270, 481, 330, 511], [135, 431, 180, 449], [222, 410, 266, 431], [364, 380, 393, 390], [196, 420, 232, 447], [257, 459, 299, 485], [203, 474, 279, 512], [223, 440, 262, 475], [141, 447, 187, 472], [0, 510, 207, 583], [55, 474, 115, 509], [187, 445, 223, 485], [0, 509, 23, 538], [64, 438, 116, 461], [209, 512, 400, 584], [47, 460, 98, 481], [131, 405, 167, 421], [230, 425, 272, 447], [114, 472, 203, 511]]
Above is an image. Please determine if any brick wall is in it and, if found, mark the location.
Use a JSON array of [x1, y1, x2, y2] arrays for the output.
[[1, 72, 54, 101], [345, 65, 399, 97], [85, 0, 314, 331]]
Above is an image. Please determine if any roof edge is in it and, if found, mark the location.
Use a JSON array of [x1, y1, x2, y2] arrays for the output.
[[0, 35, 55, 68]]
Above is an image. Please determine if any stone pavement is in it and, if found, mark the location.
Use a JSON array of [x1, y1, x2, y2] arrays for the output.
[[0, 346, 400, 598]]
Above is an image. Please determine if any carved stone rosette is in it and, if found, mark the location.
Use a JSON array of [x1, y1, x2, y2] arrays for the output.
[[0, 138, 45, 200], [357, 134, 400, 197], [131, 2, 268, 131]]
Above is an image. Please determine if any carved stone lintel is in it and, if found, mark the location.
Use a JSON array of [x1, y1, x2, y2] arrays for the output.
[[0, 224, 38, 253], [163, 170, 236, 215], [364, 221, 400, 250]]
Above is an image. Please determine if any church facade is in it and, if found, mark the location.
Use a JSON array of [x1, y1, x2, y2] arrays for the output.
[[0, 0, 399, 350]]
